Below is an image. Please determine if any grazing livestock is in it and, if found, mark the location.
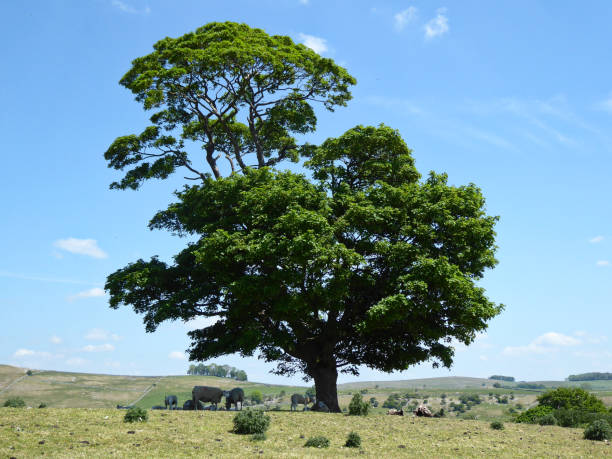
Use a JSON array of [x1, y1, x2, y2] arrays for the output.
[[151, 405, 166, 410], [116, 405, 133, 410], [182, 399, 204, 411], [192, 386, 224, 410], [387, 408, 404, 416], [224, 388, 244, 411], [290, 394, 312, 411], [413, 404, 433, 417], [164, 395, 178, 410]]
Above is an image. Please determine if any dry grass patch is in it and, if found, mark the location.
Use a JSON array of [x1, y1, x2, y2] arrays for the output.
[[1, 408, 612, 457]]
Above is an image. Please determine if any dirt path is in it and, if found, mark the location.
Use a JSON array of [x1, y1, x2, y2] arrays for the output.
[[127, 376, 166, 406]]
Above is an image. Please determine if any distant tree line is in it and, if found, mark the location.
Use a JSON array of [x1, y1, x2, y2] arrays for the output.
[[567, 372, 612, 381], [489, 375, 515, 382], [187, 363, 247, 381], [515, 382, 546, 389]]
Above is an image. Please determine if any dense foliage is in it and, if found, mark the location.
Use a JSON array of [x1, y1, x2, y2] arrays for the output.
[[584, 420, 612, 441], [304, 436, 330, 448], [3, 397, 26, 408], [345, 431, 362, 448], [187, 363, 247, 380], [105, 22, 502, 412], [568, 372, 612, 381], [233, 409, 270, 434], [124, 406, 148, 423], [489, 375, 515, 382], [348, 393, 370, 416], [537, 388, 607, 413], [490, 421, 504, 430]]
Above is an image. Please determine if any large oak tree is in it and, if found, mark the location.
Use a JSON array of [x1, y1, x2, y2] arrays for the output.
[[105, 23, 502, 412]]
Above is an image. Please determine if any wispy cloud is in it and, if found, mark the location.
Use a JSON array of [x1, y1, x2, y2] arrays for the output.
[[13, 348, 58, 359], [85, 328, 122, 341], [464, 126, 518, 152], [394, 7, 418, 31], [298, 33, 328, 55], [111, 0, 150, 15], [82, 343, 115, 352], [590, 235, 604, 243], [169, 351, 187, 360], [424, 8, 449, 39], [596, 260, 610, 267], [595, 94, 612, 113], [68, 287, 106, 301], [50, 335, 62, 344], [503, 332, 580, 356], [66, 357, 89, 367], [53, 238, 108, 259]]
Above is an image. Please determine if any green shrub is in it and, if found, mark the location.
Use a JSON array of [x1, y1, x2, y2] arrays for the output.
[[3, 397, 26, 408], [38, 402, 47, 409], [348, 393, 369, 416], [490, 421, 504, 430], [304, 436, 330, 448], [251, 432, 267, 442], [538, 387, 607, 413], [124, 406, 148, 423], [233, 409, 270, 434], [515, 405, 554, 424], [538, 413, 557, 426], [460, 412, 477, 420], [584, 420, 612, 441], [433, 408, 445, 418], [249, 390, 263, 404], [26, 370, 33, 376], [345, 431, 361, 448]]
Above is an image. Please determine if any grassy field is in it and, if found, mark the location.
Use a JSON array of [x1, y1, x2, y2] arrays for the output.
[[1, 407, 611, 458]]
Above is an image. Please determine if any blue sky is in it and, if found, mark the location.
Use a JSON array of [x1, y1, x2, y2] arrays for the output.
[[2, 0, 611, 385]]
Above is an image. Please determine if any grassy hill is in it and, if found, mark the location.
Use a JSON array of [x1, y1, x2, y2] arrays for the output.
[[2, 407, 610, 457]]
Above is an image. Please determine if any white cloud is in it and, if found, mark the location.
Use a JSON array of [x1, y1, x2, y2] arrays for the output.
[[424, 8, 449, 39], [111, 0, 150, 14], [50, 335, 62, 344], [14, 348, 35, 357], [590, 235, 604, 243], [394, 7, 417, 30], [298, 33, 328, 55], [533, 332, 580, 347], [503, 332, 580, 356], [169, 351, 187, 360], [66, 357, 89, 367], [85, 328, 122, 341], [53, 238, 108, 259], [68, 287, 106, 301], [479, 355, 488, 361], [596, 260, 610, 267], [82, 343, 115, 352]]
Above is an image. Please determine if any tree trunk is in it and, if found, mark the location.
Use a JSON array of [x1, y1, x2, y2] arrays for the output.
[[311, 362, 341, 413]]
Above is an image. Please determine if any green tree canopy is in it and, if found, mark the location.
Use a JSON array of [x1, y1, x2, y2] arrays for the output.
[[106, 123, 502, 411], [104, 21, 355, 187]]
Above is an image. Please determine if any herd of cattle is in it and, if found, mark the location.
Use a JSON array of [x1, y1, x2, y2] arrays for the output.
[[117, 386, 321, 412]]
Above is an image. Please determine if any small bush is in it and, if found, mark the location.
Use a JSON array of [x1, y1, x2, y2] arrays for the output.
[[251, 432, 267, 442], [461, 412, 477, 420], [26, 370, 33, 376], [3, 397, 26, 408], [490, 421, 504, 430], [348, 393, 369, 416], [515, 405, 554, 424], [538, 413, 557, 426], [233, 409, 270, 434], [124, 406, 148, 423], [433, 408, 445, 418], [38, 403, 47, 409], [345, 431, 361, 448], [584, 420, 612, 441], [249, 390, 263, 404], [304, 436, 330, 448]]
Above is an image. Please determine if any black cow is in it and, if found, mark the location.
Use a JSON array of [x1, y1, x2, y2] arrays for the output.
[[192, 386, 223, 410], [165, 395, 178, 410], [182, 399, 204, 411], [224, 388, 245, 411]]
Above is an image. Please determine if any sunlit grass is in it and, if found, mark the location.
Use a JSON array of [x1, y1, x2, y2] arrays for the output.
[[1, 408, 611, 458]]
